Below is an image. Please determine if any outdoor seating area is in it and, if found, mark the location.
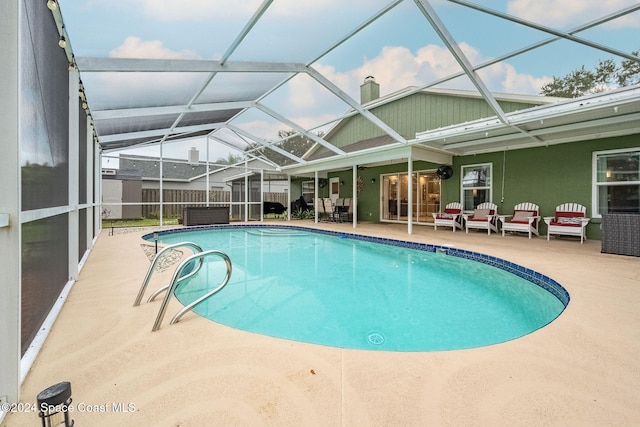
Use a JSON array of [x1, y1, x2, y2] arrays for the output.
[[432, 202, 463, 232], [427, 201, 591, 244], [314, 198, 354, 223], [464, 202, 499, 235], [544, 203, 590, 244], [498, 202, 541, 239]]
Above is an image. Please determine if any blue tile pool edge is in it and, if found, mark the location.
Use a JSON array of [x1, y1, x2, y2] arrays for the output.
[[144, 224, 570, 308]]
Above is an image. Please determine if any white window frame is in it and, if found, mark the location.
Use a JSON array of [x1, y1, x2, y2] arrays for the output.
[[592, 147, 640, 218], [460, 162, 493, 212], [301, 180, 315, 204]]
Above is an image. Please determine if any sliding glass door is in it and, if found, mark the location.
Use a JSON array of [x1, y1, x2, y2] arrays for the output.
[[381, 171, 439, 223]]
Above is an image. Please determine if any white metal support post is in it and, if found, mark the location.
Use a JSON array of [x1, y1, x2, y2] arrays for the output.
[[287, 175, 292, 221], [0, 0, 21, 412], [68, 66, 80, 281], [86, 116, 95, 249], [159, 142, 164, 227], [408, 157, 413, 235], [352, 165, 358, 228], [206, 136, 210, 207], [244, 161, 249, 222], [314, 171, 319, 223], [260, 169, 264, 221]]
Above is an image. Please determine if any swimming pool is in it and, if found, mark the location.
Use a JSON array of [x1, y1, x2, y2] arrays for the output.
[[148, 225, 568, 352]]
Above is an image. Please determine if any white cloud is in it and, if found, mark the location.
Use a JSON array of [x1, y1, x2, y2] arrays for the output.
[[311, 42, 546, 101], [94, 37, 549, 147], [268, 42, 548, 141], [507, 0, 640, 28], [109, 37, 200, 60]]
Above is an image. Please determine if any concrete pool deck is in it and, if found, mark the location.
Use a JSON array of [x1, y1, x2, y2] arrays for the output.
[[3, 221, 640, 426]]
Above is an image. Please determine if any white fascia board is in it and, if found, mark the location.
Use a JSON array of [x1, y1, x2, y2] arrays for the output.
[[410, 146, 453, 165], [283, 142, 453, 175], [283, 144, 418, 175], [415, 86, 640, 144], [416, 118, 504, 142]]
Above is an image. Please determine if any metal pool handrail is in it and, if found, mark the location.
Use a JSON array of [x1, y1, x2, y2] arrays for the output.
[[152, 249, 232, 332], [134, 242, 203, 307]]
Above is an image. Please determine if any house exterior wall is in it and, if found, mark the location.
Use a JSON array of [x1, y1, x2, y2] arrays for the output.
[[451, 134, 639, 239], [319, 88, 638, 240], [326, 92, 544, 149], [331, 134, 639, 239]]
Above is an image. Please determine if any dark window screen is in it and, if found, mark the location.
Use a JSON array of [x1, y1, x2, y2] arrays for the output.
[[19, 1, 72, 356], [21, 0, 69, 210], [79, 209, 87, 261], [79, 99, 88, 205], [21, 215, 69, 356]]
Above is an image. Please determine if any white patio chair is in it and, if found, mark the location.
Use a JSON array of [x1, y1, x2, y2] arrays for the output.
[[543, 203, 590, 244], [464, 202, 499, 235], [432, 202, 463, 232], [498, 202, 540, 239]]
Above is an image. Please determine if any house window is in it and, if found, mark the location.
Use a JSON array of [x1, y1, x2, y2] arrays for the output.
[[593, 148, 640, 216], [301, 180, 315, 204], [461, 163, 492, 211]]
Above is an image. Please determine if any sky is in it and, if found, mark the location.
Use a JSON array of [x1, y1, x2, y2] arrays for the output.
[[57, 0, 640, 165]]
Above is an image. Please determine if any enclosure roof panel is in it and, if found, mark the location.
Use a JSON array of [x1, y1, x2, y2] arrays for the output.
[[50, 0, 640, 168]]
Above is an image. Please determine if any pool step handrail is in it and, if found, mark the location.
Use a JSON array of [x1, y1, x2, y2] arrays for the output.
[[134, 242, 203, 307], [152, 249, 232, 332]]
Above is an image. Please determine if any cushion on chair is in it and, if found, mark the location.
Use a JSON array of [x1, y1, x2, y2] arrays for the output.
[[556, 217, 582, 225], [471, 209, 492, 220], [511, 210, 535, 223], [438, 208, 461, 219], [437, 213, 453, 219], [551, 211, 584, 227]]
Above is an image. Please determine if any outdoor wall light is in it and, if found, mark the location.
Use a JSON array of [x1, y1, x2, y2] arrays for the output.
[[340, 181, 345, 185], [37, 381, 74, 427], [371, 178, 376, 184], [47, 0, 58, 11]]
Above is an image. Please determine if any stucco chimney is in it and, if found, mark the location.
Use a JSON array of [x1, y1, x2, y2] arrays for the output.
[[360, 75, 380, 104]]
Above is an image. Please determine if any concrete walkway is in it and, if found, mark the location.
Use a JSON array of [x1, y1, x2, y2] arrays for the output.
[[3, 221, 640, 426]]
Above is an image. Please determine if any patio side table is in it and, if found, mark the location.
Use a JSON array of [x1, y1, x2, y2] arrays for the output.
[[601, 213, 640, 257]]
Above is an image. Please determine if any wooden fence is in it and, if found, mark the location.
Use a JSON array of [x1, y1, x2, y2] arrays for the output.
[[141, 189, 288, 218]]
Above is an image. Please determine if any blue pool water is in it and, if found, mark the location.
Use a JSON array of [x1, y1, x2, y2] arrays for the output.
[[149, 226, 568, 352]]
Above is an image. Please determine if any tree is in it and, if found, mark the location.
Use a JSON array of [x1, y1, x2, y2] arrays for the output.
[[247, 129, 322, 166], [540, 51, 639, 98], [214, 152, 244, 165]]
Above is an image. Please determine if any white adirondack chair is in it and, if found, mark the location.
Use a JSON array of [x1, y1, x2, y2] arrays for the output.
[[432, 202, 464, 232], [464, 202, 499, 235], [543, 203, 590, 244], [498, 202, 540, 239]]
